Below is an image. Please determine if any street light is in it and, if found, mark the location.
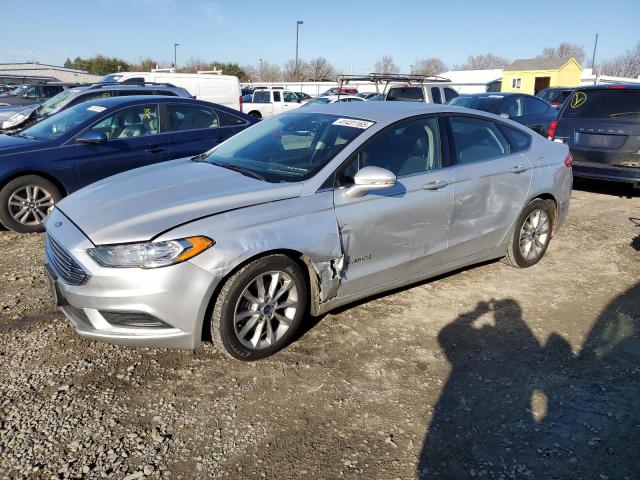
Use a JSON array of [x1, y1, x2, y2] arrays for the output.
[[173, 43, 180, 71], [295, 20, 304, 80], [259, 58, 263, 82]]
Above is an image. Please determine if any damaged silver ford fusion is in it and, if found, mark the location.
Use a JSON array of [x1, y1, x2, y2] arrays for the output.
[[44, 102, 572, 360]]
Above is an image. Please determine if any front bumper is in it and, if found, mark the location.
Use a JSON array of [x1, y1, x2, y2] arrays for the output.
[[44, 209, 221, 349], [573, 161, 640, 185]]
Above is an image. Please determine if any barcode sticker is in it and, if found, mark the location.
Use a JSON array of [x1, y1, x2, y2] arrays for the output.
[[332, 118, 375, 129], [87, 105, 107, 113]]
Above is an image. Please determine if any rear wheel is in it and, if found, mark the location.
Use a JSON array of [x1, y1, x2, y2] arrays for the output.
[[248, 110, 262, 118], [503, 198, 554, 268], [0, 175, 62, 233], [210, 254, 307, 360]]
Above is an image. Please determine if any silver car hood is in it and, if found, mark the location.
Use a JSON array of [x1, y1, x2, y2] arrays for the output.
[[57, 158, 303, 245]]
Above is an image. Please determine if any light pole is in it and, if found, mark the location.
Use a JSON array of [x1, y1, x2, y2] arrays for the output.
[[173, 43, 180, 71], [259, 58, 263, 82], [295, 20, 304, 80]]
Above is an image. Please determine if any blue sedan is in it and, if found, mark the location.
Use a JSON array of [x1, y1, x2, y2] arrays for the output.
[[0, 96, 257, 232]]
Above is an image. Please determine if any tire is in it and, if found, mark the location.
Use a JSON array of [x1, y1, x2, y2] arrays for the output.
[[502, 198, 554, 268], [210, 254, 308, 360], [248, 111, 262, 118], [0, 175, 62, 233]]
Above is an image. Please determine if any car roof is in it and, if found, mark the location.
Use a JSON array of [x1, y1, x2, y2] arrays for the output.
[[298, 100, 486, 123], [575, 83, 640, 91], [71, 95, 205, 109], [457, 92, 515, 99]]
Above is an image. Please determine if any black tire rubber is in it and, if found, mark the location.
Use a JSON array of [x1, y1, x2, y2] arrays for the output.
[[248, 111, 262, 118], [502, 198, 554, 268], [210, 254, 308, 361], [0, 175, 62, 233]]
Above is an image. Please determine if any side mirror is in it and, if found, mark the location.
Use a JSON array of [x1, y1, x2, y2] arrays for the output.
[[77, 131, 108, 144], [499, 113, 510, 119], [345, 166, 396, 198]]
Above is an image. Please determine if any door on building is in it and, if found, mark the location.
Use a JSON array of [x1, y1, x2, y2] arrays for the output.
[[534, 77, 551, 94]]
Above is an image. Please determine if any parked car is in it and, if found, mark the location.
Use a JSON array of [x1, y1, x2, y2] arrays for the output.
[[0, 84, 17, 95], [386, 83, 458, 104], [295, 92, 312, 102], [100, 72, 241, 110], [243, 89, 302, 118], [302, 95, 365, 107], [536, 87, 574, 109], [0, 96, 256, 233], [448, 92, 557, 136], [0, 82, 192, 132], [44, 102, 572, 360], [0, 85, 27, 97], [0, 83, 78, 107], [548, 84, 640, 185], [357, 92, 380, 100], [321, 87, 358, 96]]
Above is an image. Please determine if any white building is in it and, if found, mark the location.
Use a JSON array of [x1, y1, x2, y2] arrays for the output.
[[0, 63, 102, 84]]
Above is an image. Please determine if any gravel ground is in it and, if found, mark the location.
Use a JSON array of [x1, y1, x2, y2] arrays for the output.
[[0, 181, 638, 479]]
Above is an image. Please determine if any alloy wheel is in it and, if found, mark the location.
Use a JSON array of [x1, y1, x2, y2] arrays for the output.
[[7, 185, 56, 226], [519, 209, 550, 261]]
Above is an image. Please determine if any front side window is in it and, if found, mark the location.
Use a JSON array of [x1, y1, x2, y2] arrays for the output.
[[68, 91, 113, 107], [167, 104, 220, 131], [336, 117, 441, 186], [283, 91, 298, 102], [431, 87, 443, 104], [23, 86, 42, 99], [43, 86, 62, 97], [450, 116, 510, 165], [444, 87, 459, 102], [89, 104, 159, 139], [203, 112, 371, 183]]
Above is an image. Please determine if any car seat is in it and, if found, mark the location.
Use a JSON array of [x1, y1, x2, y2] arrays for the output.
[[117, 110, 145, 138]]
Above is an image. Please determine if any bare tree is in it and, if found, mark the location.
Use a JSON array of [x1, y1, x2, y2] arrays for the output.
[[412, 57, 447, 76], [131, 57, 158, 72], [598, 42, 640, 78], [374, 55, 400, 74], [305, 57, 336, 81], [242, 64, 258, 82], [283, 58, 308, 81], [454, 53, 509, 70], [538, 42, 586, 64], [260, 61, 283, 82]]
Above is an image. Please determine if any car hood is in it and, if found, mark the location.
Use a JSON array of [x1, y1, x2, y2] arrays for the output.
[[57, 158, 304, 245], [0, 133, 46, 155], [0, 104, 38, 124]]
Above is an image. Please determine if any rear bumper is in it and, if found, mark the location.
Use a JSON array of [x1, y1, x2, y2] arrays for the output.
[[572, 162, 640, 184]]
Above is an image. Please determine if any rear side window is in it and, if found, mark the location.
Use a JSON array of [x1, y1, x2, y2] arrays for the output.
[[68, 91, 113, 106], [155, 90, 178, 96], [273, 91, 281, 102], [431, 87, 443, 104], [444, 87, 458, 102], [253, 91, 270, 103], [118, 90, 154, 96], [500, 125, 531, 152], [218, 109, 248, 126], [562, 89, 640, 119], [387, 87, 424, 102], [450, 116, 511, 165], [167, 104, 220, 131]]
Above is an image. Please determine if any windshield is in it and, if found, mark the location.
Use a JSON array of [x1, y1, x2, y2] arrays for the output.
[[386, 87, 424, 102], [100, 74, 124, 83], [10, 86, 27, 95], [562, 89, 640, 119], [302, 97, 332, 107], [203, 112, 373, 182], [38, 89, 81, 117], [19, 102, 107, 140], [449, 96, 500, 111], [537, 89, 570, 103]]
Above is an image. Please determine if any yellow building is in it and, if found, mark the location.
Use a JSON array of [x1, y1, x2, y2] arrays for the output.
[[501, 57, 582, 95]]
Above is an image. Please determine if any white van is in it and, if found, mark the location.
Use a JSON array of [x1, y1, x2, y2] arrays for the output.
[[100, 72, 241, 110]]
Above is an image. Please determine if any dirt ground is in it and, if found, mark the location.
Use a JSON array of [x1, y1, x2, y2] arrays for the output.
[[0, 180, 638, 480]]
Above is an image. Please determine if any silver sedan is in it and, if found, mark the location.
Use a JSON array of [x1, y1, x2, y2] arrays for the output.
[[43, 102, 572, 360]]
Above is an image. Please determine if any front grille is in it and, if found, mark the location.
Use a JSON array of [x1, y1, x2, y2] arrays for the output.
[[45, 234, 89, 286]]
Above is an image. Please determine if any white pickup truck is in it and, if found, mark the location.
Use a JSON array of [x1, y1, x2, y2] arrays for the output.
[[243, 89, 303, 119]]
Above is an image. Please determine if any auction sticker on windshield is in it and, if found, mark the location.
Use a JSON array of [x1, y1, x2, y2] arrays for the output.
[[332, 118, 375, 129], [87, 105, 107, 113]]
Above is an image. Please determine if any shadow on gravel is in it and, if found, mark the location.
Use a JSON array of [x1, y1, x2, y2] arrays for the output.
[[631, 218, 640, 251], [418, 285, 640, 479], [574, 178, 640, 198]]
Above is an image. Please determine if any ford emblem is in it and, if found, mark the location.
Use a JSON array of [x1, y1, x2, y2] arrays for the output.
[[54, 221, 62, 228]]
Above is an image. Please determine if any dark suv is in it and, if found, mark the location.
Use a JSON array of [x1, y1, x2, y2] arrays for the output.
[[0, 83, 77, 107], [549, 84, 640, 185], [536, 87, 574, 109], [0, 82, 192, 132]]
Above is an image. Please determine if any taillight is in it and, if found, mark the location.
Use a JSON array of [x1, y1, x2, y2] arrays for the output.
[[607, 85, 626, 89], [239, 95, 243, 112], [547, 120, 558, 140], [564, 152, 573, 168]]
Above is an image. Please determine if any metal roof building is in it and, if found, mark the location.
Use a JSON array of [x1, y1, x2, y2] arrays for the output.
[[0, 63, 101, 84]]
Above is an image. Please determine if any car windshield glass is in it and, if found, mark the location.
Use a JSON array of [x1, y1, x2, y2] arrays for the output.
[[562, 89, 640, 119], [386, 87, 423, 102], [202, 112, 372, 183], [449, 96, 500, 111], [19, 102, 106, 140], [303, 97, 332, 106], [10, 86, 26, 95], [38, 89, 80, 116], [100, 74, 124, 83]]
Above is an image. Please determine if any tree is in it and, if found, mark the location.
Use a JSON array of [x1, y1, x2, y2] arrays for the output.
[[260, 61, 283, 82], [63, 58, 72, 68], [598, 42, 640, 78], [65, 55, 130, 75], [222, 63, 248, 81], [132, 58, 157, 72], [454, 53, 509, 70], [243, 64, 258, 82], [538, 42, 586, 65], [412, 57, 447, 76], [305, 57, 336, 81], [283, 58, 308, 81], [374, 55, 400, 74]]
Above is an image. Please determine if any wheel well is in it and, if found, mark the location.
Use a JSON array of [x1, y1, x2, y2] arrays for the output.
[[0, 171, 68, 198], [532, 193, 558, 231], [248, 110, 262, 118], [200, 249, 319, 341]]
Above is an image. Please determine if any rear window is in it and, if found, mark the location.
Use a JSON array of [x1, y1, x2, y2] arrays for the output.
[[562, 89, 640, 119], [449, 96, 500, 111], [387, 87, 424, 102]]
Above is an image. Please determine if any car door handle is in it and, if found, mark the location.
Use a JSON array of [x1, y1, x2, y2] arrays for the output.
[[422, 180, 449, 190], [510, 165, 528, 174], [145, 146, 167, 154]]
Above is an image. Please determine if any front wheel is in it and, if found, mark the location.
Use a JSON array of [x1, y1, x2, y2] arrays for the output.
[[210, 254, 308, 360], [0, 175, 62, 233], [502, 198, 554, 268]]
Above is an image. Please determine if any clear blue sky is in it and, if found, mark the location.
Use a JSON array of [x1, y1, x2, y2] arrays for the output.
[[1, 0, 638, 72]]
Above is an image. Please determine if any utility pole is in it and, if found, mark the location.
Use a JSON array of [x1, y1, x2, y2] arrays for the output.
[[259, 58, 263, 82], [590, 33, 599, 74], [173, 43, 180, 71], [295, 20, 304, 80]]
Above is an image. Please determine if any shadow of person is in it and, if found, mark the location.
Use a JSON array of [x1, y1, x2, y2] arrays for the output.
[[418, 286, 640, 479]]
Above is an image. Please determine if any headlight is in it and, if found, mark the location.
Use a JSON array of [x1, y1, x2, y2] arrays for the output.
[[87, 236, 214, 268], [1, 112, 27, 129]]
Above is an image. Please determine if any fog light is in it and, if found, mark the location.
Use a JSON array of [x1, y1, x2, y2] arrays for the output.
[[100, 311, 172, 329]]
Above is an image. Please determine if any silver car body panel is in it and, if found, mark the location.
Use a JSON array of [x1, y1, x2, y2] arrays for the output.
[[48, 102, 572, 349]]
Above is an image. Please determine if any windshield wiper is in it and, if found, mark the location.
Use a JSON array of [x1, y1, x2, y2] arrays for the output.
[[209, 161, 266, 181], [8, 132, 35, 140], [191, 152, 209, 162]]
